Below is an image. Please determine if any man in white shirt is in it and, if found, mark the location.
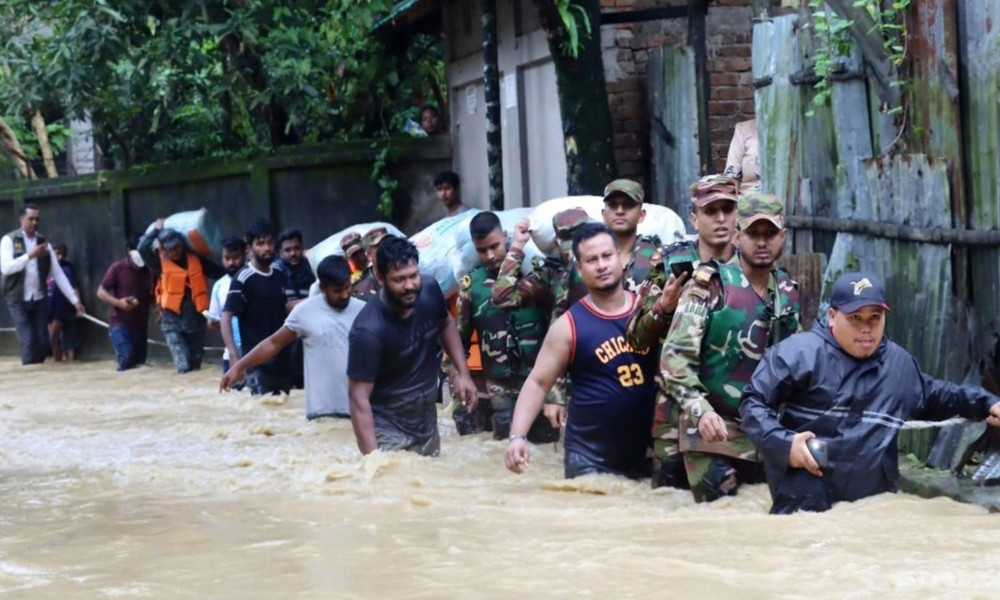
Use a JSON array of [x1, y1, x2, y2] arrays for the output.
[[220, 255, 364, 419], [206, 236, 247, 372], [1, 204, 84, 364]]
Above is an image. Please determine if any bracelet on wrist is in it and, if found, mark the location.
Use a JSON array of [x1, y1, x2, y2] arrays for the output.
[[508, 434, 527, 444]]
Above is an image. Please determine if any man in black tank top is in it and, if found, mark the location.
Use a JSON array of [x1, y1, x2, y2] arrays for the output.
[[504, 223, 658, 479]]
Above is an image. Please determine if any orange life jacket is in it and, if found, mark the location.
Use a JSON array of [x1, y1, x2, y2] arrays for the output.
[[156, 251, 210, 314], [448, 294, 482, 373]]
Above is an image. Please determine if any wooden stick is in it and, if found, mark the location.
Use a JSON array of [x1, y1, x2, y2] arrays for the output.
[[784, 214, 1000, 246]]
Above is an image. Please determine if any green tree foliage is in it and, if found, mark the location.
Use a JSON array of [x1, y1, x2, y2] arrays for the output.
[[0, 0, 444, 169]]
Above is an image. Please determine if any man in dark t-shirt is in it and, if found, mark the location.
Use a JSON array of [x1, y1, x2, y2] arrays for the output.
[[97, 237, 154, 371], [222, 220, 291, 395], [347, 236, 477, 456]]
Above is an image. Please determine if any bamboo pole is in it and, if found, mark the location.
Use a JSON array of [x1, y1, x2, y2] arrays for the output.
[[784, 214, 1000, 246]]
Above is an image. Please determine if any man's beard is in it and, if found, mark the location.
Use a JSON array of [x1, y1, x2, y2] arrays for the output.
[[384, 283, 422, 309], [254, 253, 274, 267], [225, 265, 242, 276], [328, 297, 350, 310], [742, 249, 779, 270]]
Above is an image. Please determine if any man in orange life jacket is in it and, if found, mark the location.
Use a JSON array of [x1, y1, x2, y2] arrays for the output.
[[138, 219, 226, 373]]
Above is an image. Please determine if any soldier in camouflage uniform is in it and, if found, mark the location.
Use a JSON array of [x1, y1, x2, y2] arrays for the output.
[[627, 175, 741, 353], [600, 179, 661, 294], [451, 212, 561, 442], [491, 208, 591, 417], [625, 174, 741, 489], [492, 208, 590, 321], [351, 227, 388, 302], [660, 193, 801, 503], [341, 232, 368, 284]]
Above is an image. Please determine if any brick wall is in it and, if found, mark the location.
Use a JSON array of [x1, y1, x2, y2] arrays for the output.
[[600, 0, 758, 184], [706, 3, 755, 173]]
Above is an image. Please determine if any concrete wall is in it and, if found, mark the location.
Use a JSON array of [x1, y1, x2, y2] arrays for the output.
[[444, 0, 568, 209], [0, 137, 451, 357]]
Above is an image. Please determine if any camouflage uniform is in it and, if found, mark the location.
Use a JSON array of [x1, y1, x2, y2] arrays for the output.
[[622, 235, 661, 293], [351, 268, 379, 302], [451, 264, 559, 442], [491, 208, 591, 323], [659, 193, 802, 502], [341, 232, 366, 284], [351, 227, 388, 302], [601, 179, 662, 294], [627, 175, 741, 354], [491, 208, 591, 409], [621, 175, 740, 490]]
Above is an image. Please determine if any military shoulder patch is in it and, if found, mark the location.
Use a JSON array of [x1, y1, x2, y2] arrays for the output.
[[691, 262, 718, 288]]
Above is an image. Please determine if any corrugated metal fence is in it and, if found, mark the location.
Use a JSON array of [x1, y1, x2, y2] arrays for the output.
[[752, 2, 1000, 460]]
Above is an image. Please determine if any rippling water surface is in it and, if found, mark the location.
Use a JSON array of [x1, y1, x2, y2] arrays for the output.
[[1, 358, 998, 599]]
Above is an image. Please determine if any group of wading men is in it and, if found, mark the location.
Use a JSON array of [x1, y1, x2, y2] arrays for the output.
[[327, 174, 1000, 514], [5, 173, 1000, 514]]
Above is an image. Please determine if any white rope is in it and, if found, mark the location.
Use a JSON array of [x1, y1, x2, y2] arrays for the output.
[[901, 417, 972, 430], [78, 312, 225, 352]]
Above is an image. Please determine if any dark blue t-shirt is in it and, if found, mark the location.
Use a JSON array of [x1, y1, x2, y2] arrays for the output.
[[564, 295, 657, 475]]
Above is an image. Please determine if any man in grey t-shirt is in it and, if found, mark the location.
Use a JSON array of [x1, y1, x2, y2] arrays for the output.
[[220, 255, 362, 419]]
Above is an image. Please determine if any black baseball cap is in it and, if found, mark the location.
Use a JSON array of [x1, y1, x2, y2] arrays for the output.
[[158, 229, 184, 250], [829, 271, 891, 313]]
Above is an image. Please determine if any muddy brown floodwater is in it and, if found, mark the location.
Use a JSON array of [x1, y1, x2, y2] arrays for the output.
[[1, 358, 998, 599]]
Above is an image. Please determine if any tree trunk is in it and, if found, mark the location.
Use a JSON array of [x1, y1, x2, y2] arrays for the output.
[[482, 0, 504, 210], [31, 110, 58, 178], [532, 0, 616, 194], [0, 115, 36, 180]]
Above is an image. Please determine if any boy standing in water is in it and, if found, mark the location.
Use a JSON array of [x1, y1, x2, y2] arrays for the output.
[[46, 242, 80, 362]]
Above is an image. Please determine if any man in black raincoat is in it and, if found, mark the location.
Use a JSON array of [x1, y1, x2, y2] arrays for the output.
[[740, 271, 1000, 514]]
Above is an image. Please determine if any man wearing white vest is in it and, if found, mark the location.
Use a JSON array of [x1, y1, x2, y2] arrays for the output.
[[1, 204, 84, 364]]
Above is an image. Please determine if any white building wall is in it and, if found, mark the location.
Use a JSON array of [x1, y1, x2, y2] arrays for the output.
[[444, 0, 567, 210]]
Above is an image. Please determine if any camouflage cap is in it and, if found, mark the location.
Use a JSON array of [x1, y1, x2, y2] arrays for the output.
[[340, 232, 364, 256], [690, 174, 739, 208], [603, 179, 644, 205], [552, 208, 591, 237], [362, 226, 389, 250], [737, 193, 784, 230]]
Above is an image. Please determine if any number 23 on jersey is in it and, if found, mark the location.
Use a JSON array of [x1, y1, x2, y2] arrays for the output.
[[617, 363, 645, 388]]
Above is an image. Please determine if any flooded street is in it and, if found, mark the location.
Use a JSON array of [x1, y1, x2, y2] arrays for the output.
[[1, 358, 998, 599]]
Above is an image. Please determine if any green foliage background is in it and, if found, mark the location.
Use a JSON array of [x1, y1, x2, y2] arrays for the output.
[[0, 0, 444, 171]]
